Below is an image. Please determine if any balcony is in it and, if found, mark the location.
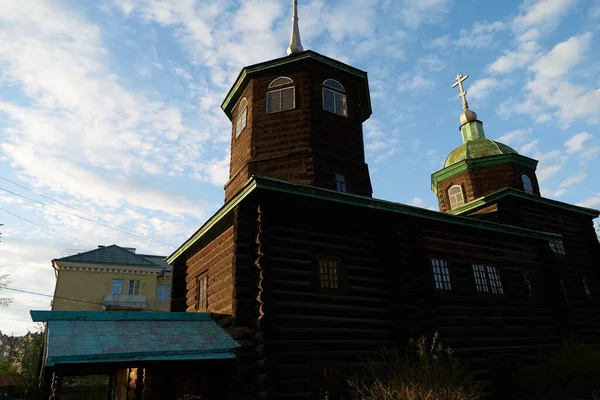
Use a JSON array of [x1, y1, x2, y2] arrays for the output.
[[103, 294, 147, 310]]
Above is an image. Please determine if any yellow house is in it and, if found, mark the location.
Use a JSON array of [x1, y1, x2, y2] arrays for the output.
[[51, 245, 172, 312]]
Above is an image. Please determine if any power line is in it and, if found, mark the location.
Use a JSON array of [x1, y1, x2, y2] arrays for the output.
[[3, 287, 168, 312], [0, 206, 89, 245], [0, 176, 175, 247], [0, 187, 174, 247]]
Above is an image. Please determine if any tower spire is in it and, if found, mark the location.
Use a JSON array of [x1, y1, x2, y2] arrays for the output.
[[452, 73, 478, 125], [287, 0, 304, 55]]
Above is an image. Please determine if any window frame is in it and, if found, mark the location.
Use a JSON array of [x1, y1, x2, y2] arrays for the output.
[[519, 268, 535, 298], [522, 174, 534, 194], [268, 76, 294, 88], [127, 280, 140, 296], [549, 238, 566, 255], [322, 79, 347, 117], [266, 86, 296, 114], [312, 360, 346, 400], [334, 173, 346, 193], [195, 274, 208, 311], [430, 257, 452, 291], [472, 264, 504, 295], [157, 284, 170, 302], [314, 255, 346, 294], [235, 98, 248, 138], [111, 279, 124, 295], [448, 184, 466, 210]]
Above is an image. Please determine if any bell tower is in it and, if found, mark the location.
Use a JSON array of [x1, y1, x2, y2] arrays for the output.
[[432, 73, 541, 213], [221, 0, 373, 202]]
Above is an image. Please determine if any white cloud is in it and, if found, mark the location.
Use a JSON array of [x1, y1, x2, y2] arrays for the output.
[[398, 0, 452, 29], [559, 170, 586, 188], [564, 132, 592, 153], [487, 40, 540, 74], [520, 140, 540, 154], [398, 73, 435, 92], [496, 129, 532, 146], [468, 78, 513, 102], [513, 0, 579, 38], [577, 194, 600, 209], [409, 197, 424, 207]]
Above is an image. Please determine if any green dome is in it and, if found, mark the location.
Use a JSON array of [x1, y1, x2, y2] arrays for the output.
[[444, 138, 517, 168]]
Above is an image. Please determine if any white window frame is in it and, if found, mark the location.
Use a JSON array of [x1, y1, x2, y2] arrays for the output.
[[335, 173, 346, 193], [128, 280, 140, 295], [235, 98, 248, 138], [268, 76, 293, 88], [431, 258, 451, 290], [472, 264, 504, 295], [157, 284, 170, 302], [448, 185, 465, 209], [522, 174, 534, 194], [111, 279, 124, 295], [549, 238, 566, 255], [322, 79, 347, 117], [266, 86, 295, 114]]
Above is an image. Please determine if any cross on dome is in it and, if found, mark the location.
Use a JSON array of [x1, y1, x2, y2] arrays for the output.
[[452, 73, 478, 124]]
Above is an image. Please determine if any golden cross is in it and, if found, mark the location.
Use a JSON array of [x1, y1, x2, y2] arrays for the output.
[[452, 73, 469, 110]]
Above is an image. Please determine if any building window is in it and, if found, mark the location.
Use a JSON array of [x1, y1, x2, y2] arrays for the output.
[[448, 185, 465, 209], [520, 269, 534, 297], [235, 98, 248, 138], [583, 278, 592, 300], [335, 173, 346, 193], [316, 257, 341, 292], [549, 239, 566, 255], [267, 77, 295, 114], [157, 284, 170, 302], [315, 362, 344, 400], [431, 258, 451, 290], [522, 174, 534, 194], [111, 279, 124, 295], [195, 275, 208, 311], [322, 79, 347, 117], [128, 280, 140, 295], [472, 264, 504, 295]]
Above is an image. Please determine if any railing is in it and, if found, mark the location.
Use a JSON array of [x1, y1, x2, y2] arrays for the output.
[[103, 294, 147, 309]]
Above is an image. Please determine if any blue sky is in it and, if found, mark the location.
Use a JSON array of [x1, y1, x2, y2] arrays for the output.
[[1, 0, 599, 334]]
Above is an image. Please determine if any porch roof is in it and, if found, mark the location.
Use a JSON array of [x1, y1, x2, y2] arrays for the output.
[[30, 311, 240, 367]]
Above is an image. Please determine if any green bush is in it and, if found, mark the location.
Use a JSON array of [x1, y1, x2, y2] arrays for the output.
[[350, 332, 482, 400], [523, 340, 600, 399]]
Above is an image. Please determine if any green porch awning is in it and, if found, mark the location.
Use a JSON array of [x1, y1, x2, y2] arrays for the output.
[[30, 311, 240, 367]]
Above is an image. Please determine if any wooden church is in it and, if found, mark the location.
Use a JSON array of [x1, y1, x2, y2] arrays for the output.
[[166, 1, 600, 398]]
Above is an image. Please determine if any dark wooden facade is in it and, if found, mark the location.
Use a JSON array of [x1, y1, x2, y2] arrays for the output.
[[168, 177, 600, 399]]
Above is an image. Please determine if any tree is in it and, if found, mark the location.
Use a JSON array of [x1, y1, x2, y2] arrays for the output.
[[350, 332, 483, 400], [0, 272, 12, 308]]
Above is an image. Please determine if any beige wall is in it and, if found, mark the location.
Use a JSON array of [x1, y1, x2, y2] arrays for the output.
[[52, 268, 171, 312]]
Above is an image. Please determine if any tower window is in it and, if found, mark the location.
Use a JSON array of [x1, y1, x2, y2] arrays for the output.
[[522, 174, 534, 194], [549, 239, 566, 255], [448, 185, 465, 209], [316, 256, 343, 293], [195, 274, 208, 311], [431, 258, 451, 290], [235, 98, 248, 138], [314, 362, 345, 400], [267, 87, 295, 113], [268, 76, 294, 88], [472, 264, 503, 294], [323, 79, 347, 117], [335, 173, 346, 193]]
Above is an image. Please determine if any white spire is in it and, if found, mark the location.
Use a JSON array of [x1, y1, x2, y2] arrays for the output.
[[287, 0, 304, 55]]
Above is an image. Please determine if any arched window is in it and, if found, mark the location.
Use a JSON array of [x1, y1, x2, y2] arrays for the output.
[[522, 174, 534, 194], [448, 185, 465, 209], [322, 79, 347, 117], [235, 98, 248, 138], [267, 77, 295, 113]]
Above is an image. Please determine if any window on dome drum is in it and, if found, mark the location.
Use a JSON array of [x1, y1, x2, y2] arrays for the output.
[[472, 264, 504, 294], [522, 174, 534, 194], [267, 77, 295, 114], [582, 278, 592, 300], [549, 238, 566, 255], [315, 362, 345, 400], [448, 185, 465, 209], [316, 257, 342, 293], [195, 274, 208, 311], [111, 279, 124, 295], [323, 79, 347, 117], [157, 284, 170, 302], [431, 258, 451, 290], [128, 280, 140, 295], [235, 98, 248, 138], [335, 173, 346, 193], [520, 269, 534, 297]]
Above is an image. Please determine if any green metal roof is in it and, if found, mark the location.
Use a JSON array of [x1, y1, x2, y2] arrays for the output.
[[30, 311, 240, 367], [447, 187, 600, 218], [221, 50, 372, 122], [167, 175, 563, 264], [444, 138, 517, 168], [54, 245, 171, 271]]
